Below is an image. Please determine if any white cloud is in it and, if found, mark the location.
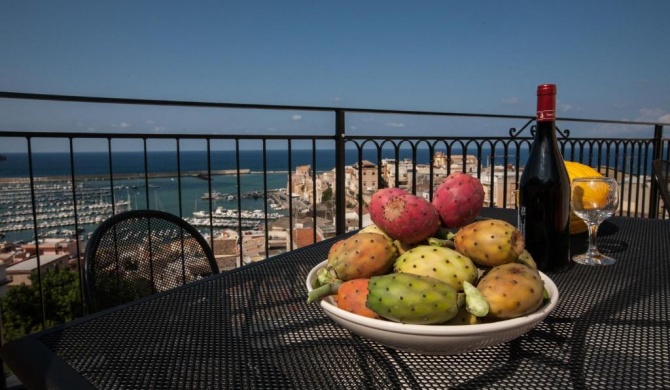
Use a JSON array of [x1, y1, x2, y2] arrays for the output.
[[636, 108, 668, 122], [112, 122, 131, 128], [291, 114, 303, 121], [152, 126, 165, 132], [387, 122, 405, 128], [558, 103, 574, 113], [501, 97, 519, 105]]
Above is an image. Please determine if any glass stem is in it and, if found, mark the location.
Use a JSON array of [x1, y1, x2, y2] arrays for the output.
[[586, 223, 601, 257]]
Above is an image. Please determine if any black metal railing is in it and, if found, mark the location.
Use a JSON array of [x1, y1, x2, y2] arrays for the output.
[[0, 91, 668, 385]]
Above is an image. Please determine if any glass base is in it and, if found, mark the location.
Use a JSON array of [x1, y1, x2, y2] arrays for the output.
[[572, 253, 616, 266]]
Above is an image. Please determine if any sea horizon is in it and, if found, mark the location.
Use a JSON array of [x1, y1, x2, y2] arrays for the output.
[[0, 147, 529, 179]]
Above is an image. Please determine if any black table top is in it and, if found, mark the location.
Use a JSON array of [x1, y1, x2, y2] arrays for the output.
[[2, 208, 669, 389]]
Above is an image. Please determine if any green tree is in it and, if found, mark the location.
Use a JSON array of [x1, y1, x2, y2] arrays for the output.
[[1, 268, 83, 342], [321, 187, 333, 203]]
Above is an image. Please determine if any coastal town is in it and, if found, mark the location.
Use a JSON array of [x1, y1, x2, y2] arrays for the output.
[[0, 151, 652, 296]]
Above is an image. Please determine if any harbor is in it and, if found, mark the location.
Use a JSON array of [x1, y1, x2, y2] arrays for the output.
[[0, 172, 292, 243]]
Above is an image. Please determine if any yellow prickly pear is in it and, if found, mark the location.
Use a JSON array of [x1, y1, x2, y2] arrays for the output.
[[477, 263, 545, 320], [454, 219, 525, 268], [393, 245, 478, 292]]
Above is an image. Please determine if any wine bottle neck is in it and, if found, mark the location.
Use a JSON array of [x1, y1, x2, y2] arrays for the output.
[[534, 120, 558, 142], [537, 84, 556, 121]]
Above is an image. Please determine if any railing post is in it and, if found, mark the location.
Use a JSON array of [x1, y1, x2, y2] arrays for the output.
[[335, 110, 346, 235], [1, 305, 6, 390], [649, 124, 664, 218]]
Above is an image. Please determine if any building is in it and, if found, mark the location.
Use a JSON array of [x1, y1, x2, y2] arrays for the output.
[[479, 164, 519, 209], [0, 242, 18, 265], [22, 238, 80, 262], [6, 254, 71, 287], [348, 160, 378, 207], [212, 230, 240, 270], [289, 165, 314, 202]]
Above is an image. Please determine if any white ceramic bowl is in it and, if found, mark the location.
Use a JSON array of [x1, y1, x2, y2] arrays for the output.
[[306, 260, 559, 355]]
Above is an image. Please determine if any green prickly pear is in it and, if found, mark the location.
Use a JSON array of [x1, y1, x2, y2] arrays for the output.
[[477, 263, 545, 320], [366, 273, 459, 325], [393, 245, 478, 292], [454, 219, 525, 267]]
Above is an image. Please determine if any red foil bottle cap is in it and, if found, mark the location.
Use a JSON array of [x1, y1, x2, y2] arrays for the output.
[[537, 84, 556, 121]]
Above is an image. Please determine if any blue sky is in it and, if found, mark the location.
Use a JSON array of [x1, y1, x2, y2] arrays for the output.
[[1, 0, 669, 152]]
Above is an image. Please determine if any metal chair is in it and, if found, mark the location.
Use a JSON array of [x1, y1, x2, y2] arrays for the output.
[[652, 159, 670, 214], [84, 209, 219, 313]]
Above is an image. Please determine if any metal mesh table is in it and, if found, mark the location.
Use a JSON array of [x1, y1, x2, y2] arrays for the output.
[[2, 209, 669, 389]]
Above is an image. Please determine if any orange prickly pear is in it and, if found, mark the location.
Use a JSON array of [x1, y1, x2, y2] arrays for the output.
[[336, 279, 378, 319], [308, 233, 397, 303], [327, 232, 398, 281]]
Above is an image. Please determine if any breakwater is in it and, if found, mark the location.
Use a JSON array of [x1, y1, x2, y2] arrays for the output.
[[0, 169, 251, 184]]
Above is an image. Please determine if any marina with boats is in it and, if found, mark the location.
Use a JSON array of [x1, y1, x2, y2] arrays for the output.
[[0, 177, 291, 243]]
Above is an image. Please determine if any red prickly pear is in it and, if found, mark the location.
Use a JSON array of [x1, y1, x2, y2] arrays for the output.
[[432, 172, 485, 228], [336, 279, 378, 319], [369, 187, 408, 227], [376, 193, 440, 244]]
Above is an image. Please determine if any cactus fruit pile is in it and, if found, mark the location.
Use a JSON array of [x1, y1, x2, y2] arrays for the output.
[[308, 173, 551, 326]]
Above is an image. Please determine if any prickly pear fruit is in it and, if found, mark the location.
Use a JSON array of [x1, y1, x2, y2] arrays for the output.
[[454, 219, 525, 268], [432, 172, 485, 228], [369, 187, 408, 226], [366, 273, 459, 325], [336, 279, 378, 319], [393, 245, 478, 292], [515, 249, 538, 270], [477, 263, 545, 320], [373, 193, 440, 244], [309, 233, 398, 304], [327, 232, 398, 281], [358, 224, 392, 241]]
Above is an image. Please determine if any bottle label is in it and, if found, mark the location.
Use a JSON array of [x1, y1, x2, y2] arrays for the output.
[[537, 109, 555, 121], [517, 206, 526, 235]]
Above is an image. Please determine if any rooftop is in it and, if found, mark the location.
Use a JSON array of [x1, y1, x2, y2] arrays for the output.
[[6, 254, 69, 273]]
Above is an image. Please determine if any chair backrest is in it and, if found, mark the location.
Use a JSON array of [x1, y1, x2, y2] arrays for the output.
[[653, 159, 670, 214], [84, 209, 219, 313]]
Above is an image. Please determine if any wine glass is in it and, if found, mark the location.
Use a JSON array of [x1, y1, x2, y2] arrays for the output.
[[570, 177, 619, 266]]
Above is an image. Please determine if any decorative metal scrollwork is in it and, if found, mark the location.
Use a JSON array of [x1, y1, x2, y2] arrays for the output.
[[509, 118, 570, 139], [509, 118, 535, 139]]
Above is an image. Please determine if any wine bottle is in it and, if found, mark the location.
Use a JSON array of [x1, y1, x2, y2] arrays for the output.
[[518, 84, 571, 272]]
